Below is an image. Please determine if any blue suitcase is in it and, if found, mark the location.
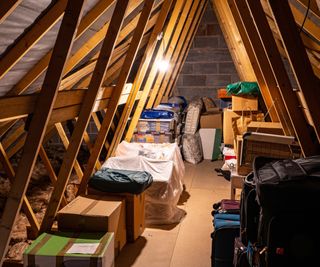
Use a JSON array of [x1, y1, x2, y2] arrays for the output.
[[211, 212, 240, 267]]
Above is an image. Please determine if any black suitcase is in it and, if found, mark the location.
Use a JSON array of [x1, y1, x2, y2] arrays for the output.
[[252, 156, 320, 267], [240, 172, 260, 246], [211, 213, 240, 267]]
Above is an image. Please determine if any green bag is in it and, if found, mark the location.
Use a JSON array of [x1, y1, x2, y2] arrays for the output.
[[226, 82, 260, 96]]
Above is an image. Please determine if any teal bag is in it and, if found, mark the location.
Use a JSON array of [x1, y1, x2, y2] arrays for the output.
[[226, 82, 260, 96]]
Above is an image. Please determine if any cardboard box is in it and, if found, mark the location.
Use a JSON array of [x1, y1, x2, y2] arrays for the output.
[[247, 121, 283, 135], [200, 112, 222, 129], [199, 128, 222, 160], [231, 95, 258, 111], [57, 195, 126, 256], [87, 188, 145, 242], [23, 232, 114, 267], [223, 109, 241, 145]]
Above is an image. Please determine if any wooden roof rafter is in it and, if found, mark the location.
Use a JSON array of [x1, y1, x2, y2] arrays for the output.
[[0, 0, 22, 25], [0, 0, 87, 263]]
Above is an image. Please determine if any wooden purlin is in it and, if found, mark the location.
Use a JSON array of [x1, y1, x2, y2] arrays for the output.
[[152, 0, 207, 107], [160, 0, 207, 100], [78, 0, 155, 195], [226, 0, 280, 122], [211, 0, 255, 81], [0, 0, 68, 80], [243, 0, 319, 156], [7, 0, 116, 96], [0, 0, 22, 24], [105, 0, 176, 157], [0, 143, 40, 236], [0, 0, 86, 263], [39, 0, 130, 233], [267, 0, 320, 143], [145, 0, 197, 109]]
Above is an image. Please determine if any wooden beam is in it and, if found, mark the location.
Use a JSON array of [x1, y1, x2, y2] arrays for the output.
[[0, 0, 68, 79], [146, 0, 196, 109], [162, 2, 206, 98], [243, 0, 319, 155], [7, 0, 116, 96], [0, 0, 22, 25], [151, 0, 206, 108], [61, 2, 160, 90], [211, 0, 256, 81], [78, 0, 155, 195], [106, 0, 176, 157], [296, 0, 320, 17], [0, 143, 40, 237], [267, 0, 320, 143], [226, 0, 280, 122], [39, 0, 129, 233], [0, 0, 86, 263]]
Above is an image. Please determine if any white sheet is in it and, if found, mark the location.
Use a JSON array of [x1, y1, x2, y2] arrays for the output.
[[103, 141, 186, 225]]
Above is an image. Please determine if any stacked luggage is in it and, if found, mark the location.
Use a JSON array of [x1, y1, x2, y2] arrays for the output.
[[212, 155, 320, 267]]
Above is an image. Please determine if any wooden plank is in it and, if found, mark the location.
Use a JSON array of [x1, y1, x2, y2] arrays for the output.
[[150, 0, 205, 108], [162, 2, 206, 98], [225, 0, 279, 122], [78, 0, 155, 195], [0, 0, 86, 263], [244, 0, 319, 155], [0, 143, 40, 236], [296, 0, 320, 17], [211, 0, 256, 81], [0, 0, 22, 25], [146, 0, 196, 109], [38, 146, 68, 207], [267, 0, 320, 143], [0, 0, 68, 79], [125, 0, 198, 141], [61, 3, 160, 90], [106, 0, 176, 157], [7, 0, 116, 96], [39, 0, 130, 233]]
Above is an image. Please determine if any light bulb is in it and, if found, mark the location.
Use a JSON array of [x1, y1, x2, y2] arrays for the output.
[[157, 59, 169, 72]]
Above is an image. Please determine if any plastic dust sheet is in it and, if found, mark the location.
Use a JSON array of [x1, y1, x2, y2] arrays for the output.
[[103, 141, 186, 225]]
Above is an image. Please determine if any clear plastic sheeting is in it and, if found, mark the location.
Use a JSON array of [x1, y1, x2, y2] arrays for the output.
[[181, 132, 203, 164], [103, 141, 186, 225]]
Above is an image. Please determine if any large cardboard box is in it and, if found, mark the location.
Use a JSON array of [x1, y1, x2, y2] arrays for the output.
[[87, 188, 145, 242], [231, 95, 258, 111], [57, 195, 126, 255], [247, 121, 283, 135], [23, 232, 114, 267], [200, 112, 222, 129]]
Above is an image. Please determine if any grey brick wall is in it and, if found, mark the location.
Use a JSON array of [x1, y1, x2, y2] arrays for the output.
[[173, 3, 240, 102]]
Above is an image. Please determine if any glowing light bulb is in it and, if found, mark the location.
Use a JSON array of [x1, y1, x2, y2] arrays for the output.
[[157, 59, 169, 72]]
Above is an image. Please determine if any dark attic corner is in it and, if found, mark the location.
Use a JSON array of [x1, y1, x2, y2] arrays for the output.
[[0, 0, 319, 266]]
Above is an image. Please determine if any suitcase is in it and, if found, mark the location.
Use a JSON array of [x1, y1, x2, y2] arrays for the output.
[[213, 199, 240, 214], [239, 173, 260, 246], [252, 156, 320, 267], [211, 212, 240, 267]]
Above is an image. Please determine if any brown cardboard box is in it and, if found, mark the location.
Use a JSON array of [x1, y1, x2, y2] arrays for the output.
[[223, 109, 241, 145], [57, 195, 126, 256], [200, 112, 222, 129], [247, 121, 283, 135], [87, 188, 146, 242], [231, 95, 258, 111], [223, 109, 264, 145]]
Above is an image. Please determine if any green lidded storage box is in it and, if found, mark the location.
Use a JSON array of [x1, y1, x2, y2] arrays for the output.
[[23, 232, 114, 267]]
